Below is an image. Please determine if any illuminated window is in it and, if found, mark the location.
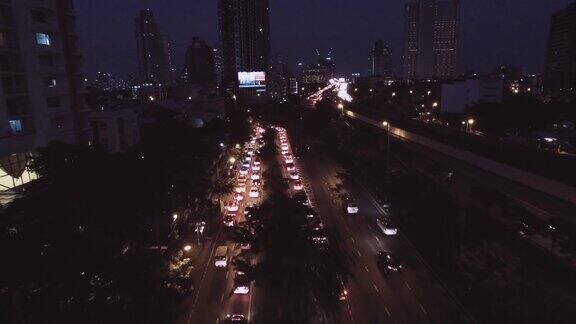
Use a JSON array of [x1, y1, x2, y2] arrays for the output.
[[44, 77, 57, 88], [36, 33, 50, 46]]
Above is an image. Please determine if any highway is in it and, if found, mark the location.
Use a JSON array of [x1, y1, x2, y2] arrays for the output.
[[301, 150, 470, 324]]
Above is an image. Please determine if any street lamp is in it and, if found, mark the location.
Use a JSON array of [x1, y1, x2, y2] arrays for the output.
[[173, 214, 178, 221], [391, 92, 396, 97], [432, 102, 439, 108], [183, 245, 192, 252], [337, 103, 344, 110], [232, 95, 237, 100], [229, 157, 236, 164], [382, 121, 391, 170]]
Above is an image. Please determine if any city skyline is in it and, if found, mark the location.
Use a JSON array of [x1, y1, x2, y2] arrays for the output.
[[77, 0, 572, 78]]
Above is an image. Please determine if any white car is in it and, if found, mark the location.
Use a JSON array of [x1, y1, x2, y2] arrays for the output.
[[281, 149, 289, 155], [286, 163, 296, 171], [253, 159, 261, 166], [239, 167, 249, 176], [284, 155, 294, 164], [251, 173, 261, 180], [252, 164, 261, 171], [249, 188, 260, 198], [237, 175, 247, 183], [346, 203, 359, 214], [289, 172, 299, 180], [377, 218, 397, 235], [293, 180, 303, 191], [242, 161, 250, 168], [234, 193, 244, 201], [224, 215, 236, 227], [281, 144, 289, 151], [226, 203, 239, 212], [234, 275, 250, 294]]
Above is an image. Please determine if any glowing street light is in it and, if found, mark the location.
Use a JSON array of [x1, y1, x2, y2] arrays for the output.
[[173, 214, 178, 221], [467, 119, 475, 125], [232, 95, 237, 100], [183, 245, 192, 252], [337, 103, 344, 110], [432, 102, 439, 108], [382, 121, 389, 127], [235, 144, 241, 149], [229, 157, 236, 164], [391, 92, 396, 97], [427, 90, 431, 96], [149, 95, 155, 101]]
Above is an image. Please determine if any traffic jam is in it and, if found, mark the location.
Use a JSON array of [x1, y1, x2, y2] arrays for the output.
[[218, 124, 265, 324]]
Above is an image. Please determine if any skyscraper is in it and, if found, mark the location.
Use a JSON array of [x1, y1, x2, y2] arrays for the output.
[[184, 37, 216, 86], [371, 40, 393, 77], [135, 9, 171, 85], [544, 1, 576, 94], [0, 0, 90, 198], [218, 0, 271, 92], [402, 0, 459, 80]]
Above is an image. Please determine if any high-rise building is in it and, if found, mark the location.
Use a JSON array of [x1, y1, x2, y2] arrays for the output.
[[218, 0, 271, 92], [371, 40, 393, 77], [0, 0, 90, 199], [135, 9, 171, 85], [544, 1, 576, 94], [213, 48, 223, 86], [402, 0, 459, 80], [184, 37, 215, 86]]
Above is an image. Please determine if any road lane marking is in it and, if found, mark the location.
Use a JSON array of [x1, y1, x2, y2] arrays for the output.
[[364, 265, 370, 273], [356, 250, 362, 257], [372, 284, 379, 293], [350, 237, 355, 243], [226, 270, 229, 279], [375, 236, 380, 243], [405, 282, 412, 291], [419, 303, 428, 315], [220, 293, 224, 303], [215, 318, 219, 324], [385, 306, 391, 317]]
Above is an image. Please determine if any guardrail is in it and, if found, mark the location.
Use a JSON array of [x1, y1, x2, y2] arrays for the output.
[[343, 110, 576, 206]]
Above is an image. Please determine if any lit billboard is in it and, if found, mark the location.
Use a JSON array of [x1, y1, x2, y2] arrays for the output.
[[238, 71, 266, 90]]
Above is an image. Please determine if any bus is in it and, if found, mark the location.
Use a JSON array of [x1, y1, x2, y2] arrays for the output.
[[214, 245, 229, 268]]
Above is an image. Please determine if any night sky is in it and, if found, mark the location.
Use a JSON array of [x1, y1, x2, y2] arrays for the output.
[[77, 0, 573, 79]]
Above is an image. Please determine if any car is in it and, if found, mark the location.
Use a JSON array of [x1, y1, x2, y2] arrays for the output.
[[235, 183, 246, 193], [253, 158, 261, 166], [249, 188, 260, 198], [286, 163, 296, 171], [226, 203, 239, 212], [234, 193, 244, 201], [252, 179, 261, 187], [224, 314, 247, 323], [289, 172, 299, 180], [237, 175, 247, 183], [241, 161, 250, 168], [233, 274, 250, 294], [281, 143, 289, 150], [246, 149, 254, 156], [346, 202, 359, 214], [194, 221, 206, 234], [251, 173, 261, 180], [338, 276, 348, 301], [377, 218, 397, 235], [312, 229, 328, 245], [240, 242, 251, 250], [243, 155, 252, 161], [224, 215, 236, 227], [252, 164, 261, 171], [284, 155, 294, 164], [281, 149, 289, 155], [377, 251, 402, 274], [239, 167, 249, 175], [293, 180, 303, 191]]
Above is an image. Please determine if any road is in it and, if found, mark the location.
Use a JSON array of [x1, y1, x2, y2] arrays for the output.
[[179, 126, 264, 324], [301, 150, 470, 324]]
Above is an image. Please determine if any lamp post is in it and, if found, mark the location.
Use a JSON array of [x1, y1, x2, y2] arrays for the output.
[[382, 121, 391, 170]]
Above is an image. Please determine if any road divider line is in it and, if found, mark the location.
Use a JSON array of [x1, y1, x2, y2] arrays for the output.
[[419, 303, 428, 315], [405, 282, 412, 291], [364, 265, 370, 273], [385, 306, 391, 317], [356, 250, 362, 257], [372, 284, 380, 293]]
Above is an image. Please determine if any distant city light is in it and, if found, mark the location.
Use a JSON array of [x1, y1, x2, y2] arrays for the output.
[[432, 102, 439, 108], [183, 245, 192, 252], [149, 95, 155, 101]]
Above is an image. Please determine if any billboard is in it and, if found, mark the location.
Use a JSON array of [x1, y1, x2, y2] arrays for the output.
[[238, 71, 266, 90]]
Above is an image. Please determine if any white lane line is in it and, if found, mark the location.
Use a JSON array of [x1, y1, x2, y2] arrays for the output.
[[356, 250, 362, 257], [226, 270, 229, 279], [364, 265, 370, 273], [375, 236, 380, 243], [384, 306, 391, 317], [419, 303, 428, 315], [248, 283, 254, 321], [372, 284, 380, 293], [220, 293, 224, 303], [215, 318, 219, 324], [405, 282, 412, 291], [350, 237, 355, 244]]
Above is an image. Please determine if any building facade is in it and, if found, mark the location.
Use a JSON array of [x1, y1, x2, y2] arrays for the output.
[[403, 0, 459, 80], [0, 0, 90, 197], [544, 1, 576, 94], [135, 9, 172, 85], [371, 39, 392, 77], [440, 78, 503, 114], [184, 37, 216, 86], [218, 0, 271, 92]]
